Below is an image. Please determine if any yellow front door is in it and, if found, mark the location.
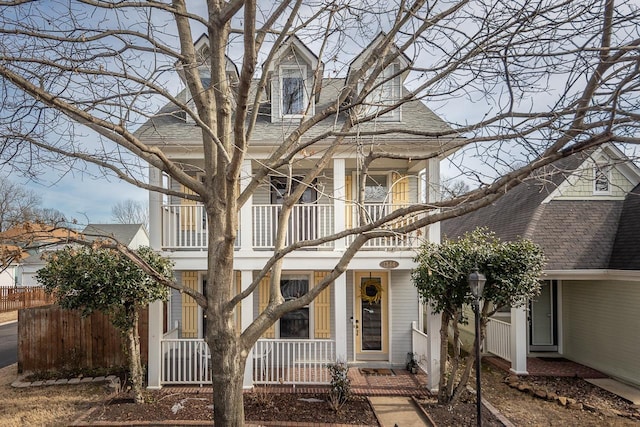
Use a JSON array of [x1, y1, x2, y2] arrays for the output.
[[354, 272, 389, 361]]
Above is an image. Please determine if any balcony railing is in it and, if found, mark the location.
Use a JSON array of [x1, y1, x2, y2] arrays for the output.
[[161, 203, 424, 250]]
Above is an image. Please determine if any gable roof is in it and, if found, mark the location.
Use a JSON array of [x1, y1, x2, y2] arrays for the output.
[[82, 224, 148, 247], [441, 150, 640, 271], [135, 77, 455, 149]]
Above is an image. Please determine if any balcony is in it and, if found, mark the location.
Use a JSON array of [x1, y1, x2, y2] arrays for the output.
[[160, 203, 424, 250]]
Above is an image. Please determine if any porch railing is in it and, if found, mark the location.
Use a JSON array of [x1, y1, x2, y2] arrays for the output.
[[253, 339, 335, 384], [160, 338, 336, 385], [411, 321, 429, 373], [485, 318, 511, 362], [161, 339, 211, 384], [161, 203, 423, 250]]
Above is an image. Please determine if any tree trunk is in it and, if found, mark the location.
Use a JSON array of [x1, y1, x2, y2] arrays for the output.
[[206, 309, 247, 426], [125, 309, 144, 404], [437, 311, 451, 404]]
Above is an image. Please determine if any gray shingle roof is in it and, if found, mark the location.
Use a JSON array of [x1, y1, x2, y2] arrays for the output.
[[441, 153, 640, 271], [609, 184, 640, 270], [135, 78, 454, 147]]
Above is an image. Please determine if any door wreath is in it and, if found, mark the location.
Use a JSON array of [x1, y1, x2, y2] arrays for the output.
[[360, 279, 383, 304]]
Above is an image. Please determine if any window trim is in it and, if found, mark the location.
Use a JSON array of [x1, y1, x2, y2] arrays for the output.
[[279, 65, 308, 119], [276, 273, 315, 339], [357, 63, 401, 121], [593, 162, 611, 195]]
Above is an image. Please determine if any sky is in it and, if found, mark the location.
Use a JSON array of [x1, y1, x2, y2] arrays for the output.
[[2, 1, 636, 224]]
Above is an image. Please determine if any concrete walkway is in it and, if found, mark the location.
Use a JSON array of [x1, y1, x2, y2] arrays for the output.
[[586, 378, 640, 405], [368, 396, 429, 427]]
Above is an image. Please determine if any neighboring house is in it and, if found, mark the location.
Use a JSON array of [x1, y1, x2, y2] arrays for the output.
[[139, 34, 452, 390], [442, 144, 640, 387], [1, 223, 148, 287]]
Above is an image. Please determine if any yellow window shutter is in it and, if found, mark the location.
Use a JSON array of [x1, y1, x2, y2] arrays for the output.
[[344, 175, 352, 228], [234, 271, 242, 333], [180, 184, 198, 231], [314, 271, 331, 339], [392, 172, 409, 206], [258, 273, 275, 338], [181, 271, 199, 338]]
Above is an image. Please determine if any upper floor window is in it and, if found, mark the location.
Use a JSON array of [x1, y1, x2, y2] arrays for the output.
[[359, 65, 401, 121], [281, 66, 306, 117], [364, 175, 389, 203], [594, 163, 611, 194]]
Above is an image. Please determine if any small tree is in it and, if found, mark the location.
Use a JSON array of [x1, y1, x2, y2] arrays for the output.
[[37, 245, 173, 403], [412, 228, 544, 404]]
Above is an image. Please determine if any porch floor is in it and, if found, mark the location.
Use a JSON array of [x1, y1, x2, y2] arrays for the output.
[[168, 367, 429, 396], [485, 356, 608, 378]]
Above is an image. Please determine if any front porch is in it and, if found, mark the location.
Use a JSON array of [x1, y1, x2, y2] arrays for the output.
[[151, 321, 438, 390]]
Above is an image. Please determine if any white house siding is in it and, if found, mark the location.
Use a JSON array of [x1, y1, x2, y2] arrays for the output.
[[346, 271, 354, 362], [389, 269, 420, 365], [169, 271, 183, 333], [556, 164, 634, 199], [562, 279, 640, 387]]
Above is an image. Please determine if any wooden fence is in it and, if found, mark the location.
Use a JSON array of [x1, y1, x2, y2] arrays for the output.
[[1, 286, 55, 313], [18, 304, 151, 373]]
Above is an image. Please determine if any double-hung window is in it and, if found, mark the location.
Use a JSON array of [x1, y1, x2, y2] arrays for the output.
[[594, 163, 611, 194], [281, 67, 306, 117], [279, 275, 310, 339]]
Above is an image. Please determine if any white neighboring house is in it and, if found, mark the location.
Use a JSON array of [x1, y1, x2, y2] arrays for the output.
[[16, 223, 149, 287], [138, 34, 455, 390], [442, 144, 640, 388]]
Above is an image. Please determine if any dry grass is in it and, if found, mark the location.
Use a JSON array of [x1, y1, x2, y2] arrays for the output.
[[0, 364, 109, 426], [0, 310, 18, 324]]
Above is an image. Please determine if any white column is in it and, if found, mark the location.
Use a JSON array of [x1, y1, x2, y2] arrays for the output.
[[427, 158, 441, 244], [333, 158, 346, 251], [334, 273, 347, 361], [510, 305, 528, 374], [425, 302, 442, 393], [241, 270, 255, 389], [148, 167, 163, 250], [147, 299, 164, 389], [239, 160, 254, 252]]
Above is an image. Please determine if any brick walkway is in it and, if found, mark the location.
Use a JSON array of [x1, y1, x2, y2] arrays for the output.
[[485, 356, 608, 378], [167, 367, 429, 397]]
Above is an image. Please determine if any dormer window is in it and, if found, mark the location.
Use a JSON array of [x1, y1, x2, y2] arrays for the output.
[[359, 64, 401, 121], [594, 163, 611, 194], [281, 66, 307, 117]]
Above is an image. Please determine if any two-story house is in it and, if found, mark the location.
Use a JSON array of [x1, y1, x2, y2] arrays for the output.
[[139, 34, 453, 390]]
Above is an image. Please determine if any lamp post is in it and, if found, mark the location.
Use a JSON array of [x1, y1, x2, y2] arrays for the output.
[[468, 267, 486, 427]]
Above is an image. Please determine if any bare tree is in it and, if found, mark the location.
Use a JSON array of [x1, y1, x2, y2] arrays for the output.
[[0, 1, 638, 425], [0, 177, 66, 231], [0, 177, 41, 231], [441, 177, 471, 201], [111, 199, 148, 230]]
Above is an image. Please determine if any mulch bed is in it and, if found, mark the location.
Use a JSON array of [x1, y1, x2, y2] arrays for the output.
[[82, 390, 379, 425]]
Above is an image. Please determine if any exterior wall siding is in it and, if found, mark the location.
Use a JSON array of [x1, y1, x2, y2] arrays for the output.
[[556, 164, 634, 199], [170, 271, 183, 334], [346, 271, 354, 362], [389, 269, 420, 365], [562, 279, 640, 387]]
